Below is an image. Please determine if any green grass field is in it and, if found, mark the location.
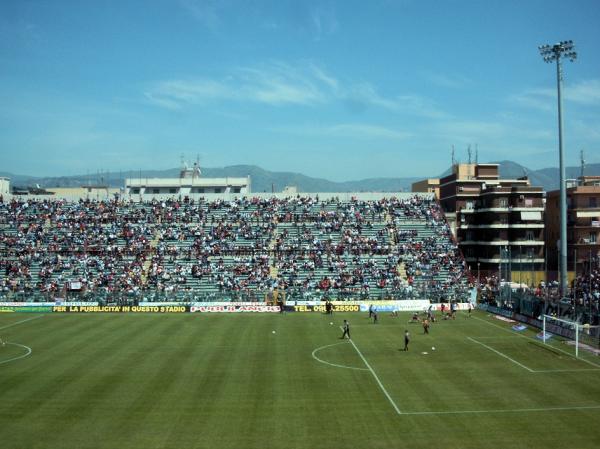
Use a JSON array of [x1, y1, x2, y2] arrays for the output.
[[1, 310, 599, 449]]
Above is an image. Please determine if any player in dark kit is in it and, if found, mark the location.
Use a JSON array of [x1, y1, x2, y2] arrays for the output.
[[403, 330, 410, 351], [340, 320, 351, 339]]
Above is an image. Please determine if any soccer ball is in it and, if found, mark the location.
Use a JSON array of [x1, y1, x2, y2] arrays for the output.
[[330, 322, 333, 325], [272, 330, 276, 334], [432, 346, 436, 351]]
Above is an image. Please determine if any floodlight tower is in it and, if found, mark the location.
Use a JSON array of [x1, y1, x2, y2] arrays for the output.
[[538, 40, 577, 298]]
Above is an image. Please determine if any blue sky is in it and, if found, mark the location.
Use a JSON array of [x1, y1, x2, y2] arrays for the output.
[[1, 0, 599, 181]]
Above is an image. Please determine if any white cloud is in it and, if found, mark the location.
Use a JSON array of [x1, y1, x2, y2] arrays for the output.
[[343, 83, 449, 118], [565, 79, 600, 105], [144, 61, 448, 120], [423, 72, 470, 89], [510, 79, 600, 112], [145, 62, 336, 109]]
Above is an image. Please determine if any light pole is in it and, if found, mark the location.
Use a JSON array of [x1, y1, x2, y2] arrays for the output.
[[539, 40, 577, 298]]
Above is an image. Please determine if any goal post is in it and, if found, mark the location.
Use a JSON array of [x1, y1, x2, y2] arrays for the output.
[[542, 314, 600, 358]]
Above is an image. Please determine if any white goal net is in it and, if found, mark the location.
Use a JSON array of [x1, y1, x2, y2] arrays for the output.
[[542, 315, 600, 358]]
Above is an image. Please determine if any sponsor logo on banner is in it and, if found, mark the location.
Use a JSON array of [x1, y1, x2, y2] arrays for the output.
[[512, 324, 527, 332], [358, 300, 431, 313], [53, 305, 187, 313], [190, 305, 280, 313], [358, 304, 399, 313], [0, 302, 99, 307], [0, 306, 54, 313], [190, 302, 270, 308], [292, 304, 360, 312]]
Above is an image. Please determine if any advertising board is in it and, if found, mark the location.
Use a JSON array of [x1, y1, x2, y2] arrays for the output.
[[189, 305, 280, 313], [52, 305, 187, 313]]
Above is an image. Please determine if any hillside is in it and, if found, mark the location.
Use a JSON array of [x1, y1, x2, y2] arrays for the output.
[[2, 161, 599, 193]]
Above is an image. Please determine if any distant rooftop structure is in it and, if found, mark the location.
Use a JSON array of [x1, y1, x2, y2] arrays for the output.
[[124, 159, 251, 199], [180, 160, 202, 179]]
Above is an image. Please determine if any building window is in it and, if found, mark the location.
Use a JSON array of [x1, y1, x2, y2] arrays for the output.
[[591, 233, 597, 244], [152, 188, 160, 194], [169, 188, 177, 194], [590, 197, 597, 208], [499, 198, 508, 207], [132, 188, 140, 194], [233, 187, 241, 193], [214, 188, 222, 193], [525, 230, 535, 241]]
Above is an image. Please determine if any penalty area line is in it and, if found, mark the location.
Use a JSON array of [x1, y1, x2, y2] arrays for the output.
[[467, 336, 534, 372], [472, 315, 600, 368]]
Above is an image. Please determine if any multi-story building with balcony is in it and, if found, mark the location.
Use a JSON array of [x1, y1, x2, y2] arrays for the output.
[[546, 176, 600, 275], [429, 163, 545, 284]]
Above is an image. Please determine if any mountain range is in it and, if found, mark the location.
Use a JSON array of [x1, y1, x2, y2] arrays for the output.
[[1, 160, 599, 194]]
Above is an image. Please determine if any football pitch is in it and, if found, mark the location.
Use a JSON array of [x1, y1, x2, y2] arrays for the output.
[[1, 310, 599, 449]]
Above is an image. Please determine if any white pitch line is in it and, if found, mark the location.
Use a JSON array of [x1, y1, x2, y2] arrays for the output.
[[401, 404, 600, 416], [467, 337, 535, 372], [312, 342, 369, 371], [533, 368, 600, 373], [0, 315, 43, 331], [472, 315, 600, 368], [0, 342, 32, 365], [346, 335, 402, 415]]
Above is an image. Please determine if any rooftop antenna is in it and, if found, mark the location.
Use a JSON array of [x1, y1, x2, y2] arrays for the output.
[[451, 145, 456, 166], [580, 149, 585, 179], [475, 144, 479, 164], [467, 144, 472, 164]]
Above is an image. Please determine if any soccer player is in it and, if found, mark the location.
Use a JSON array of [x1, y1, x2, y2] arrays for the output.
[[341, 320, 351, 339], [422, 318, 430, 334], [403, 330, 410, 351], [467, 302, 473, 317]]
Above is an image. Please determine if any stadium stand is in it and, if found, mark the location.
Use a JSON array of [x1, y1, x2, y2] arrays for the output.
[[0, 195, 471, 302]]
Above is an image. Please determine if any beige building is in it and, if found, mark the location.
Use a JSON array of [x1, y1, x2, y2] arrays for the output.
[[46, 186, 120, 201], [546, 176, 600, 274], [411, 178, 440, 198], [415, 163, 546, 283]]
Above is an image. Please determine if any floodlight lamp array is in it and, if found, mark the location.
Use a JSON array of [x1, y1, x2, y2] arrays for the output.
[[538, 40, 577, 63]]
